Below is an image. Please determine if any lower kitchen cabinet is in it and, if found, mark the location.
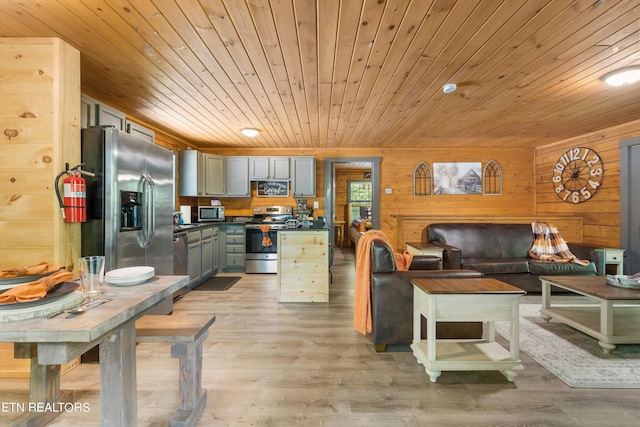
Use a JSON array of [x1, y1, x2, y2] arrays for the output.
[[201, 226, 214, 280], [187, 228, 202, 289], [277, 229, 329, 302], [220, 224, 245, 272]]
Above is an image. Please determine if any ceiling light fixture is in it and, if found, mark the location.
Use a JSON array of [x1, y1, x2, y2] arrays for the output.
[[600, 65, 640, 86], [241, 128, 260, 137], [443, 83, 457, 94]]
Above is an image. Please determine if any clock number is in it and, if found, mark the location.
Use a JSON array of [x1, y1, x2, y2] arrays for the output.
[[588, 179, 600, 190], [580, 188, 592, 200], [571, 192, 580, 203], [554, 163, 565, 173], [580, 148, 590, 161], [590, 168, 602, 177], [586, 155, 601, 168]]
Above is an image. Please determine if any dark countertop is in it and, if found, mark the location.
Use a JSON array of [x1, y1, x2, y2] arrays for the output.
[[173, 222, 239, 233]]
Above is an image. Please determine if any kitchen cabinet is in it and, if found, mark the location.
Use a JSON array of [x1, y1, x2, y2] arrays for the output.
[[81, 94, 98, 129], [201, 226, 214, 280], [249, 156, 290, 180], [187, 228, 202, 289], [226, 156, 250, 197], [125, 120, 155, 144], [291, 156, 316, 197], [277, 229, 329, 302], [220, 224, 245, 272], [203, 153, 224, 196], [178, 151, 224, 197], [96, 103, 126, 131]]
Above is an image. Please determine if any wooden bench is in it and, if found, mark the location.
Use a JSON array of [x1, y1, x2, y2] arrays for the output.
[[135, 313, 216, 427]]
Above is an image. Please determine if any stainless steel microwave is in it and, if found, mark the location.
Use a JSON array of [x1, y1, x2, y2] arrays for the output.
[[198, 205, 225, 222]]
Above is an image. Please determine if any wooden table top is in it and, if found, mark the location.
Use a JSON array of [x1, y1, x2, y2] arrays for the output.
[[540, 276, 640, 300], [411, 277, 526, 295], [0, 275, 188, 343]]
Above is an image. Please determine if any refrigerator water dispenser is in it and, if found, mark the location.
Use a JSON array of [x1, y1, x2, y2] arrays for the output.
[[120, 190, 142, 231]]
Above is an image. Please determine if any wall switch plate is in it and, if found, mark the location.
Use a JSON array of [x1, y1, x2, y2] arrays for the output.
[[385, 188, 392, 194], [313, 201, 319, 209]]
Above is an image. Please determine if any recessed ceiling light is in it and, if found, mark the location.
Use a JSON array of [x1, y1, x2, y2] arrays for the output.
[[241, 128, 260, 137], [601, 66, 640, 86], [443, 83, 457, 94]]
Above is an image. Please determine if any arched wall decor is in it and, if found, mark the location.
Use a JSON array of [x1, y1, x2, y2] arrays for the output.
[[414, 162, 432, 196], [483, 160, 502, 195]]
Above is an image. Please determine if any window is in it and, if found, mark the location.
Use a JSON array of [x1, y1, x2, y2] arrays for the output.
[[348, 180, 372, 221]]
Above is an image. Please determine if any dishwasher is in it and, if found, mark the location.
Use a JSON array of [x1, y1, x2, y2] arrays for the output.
[[173, 231, 188, 301]]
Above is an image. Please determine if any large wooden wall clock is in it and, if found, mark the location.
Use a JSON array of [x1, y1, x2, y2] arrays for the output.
[[552, 146, 604, 204]]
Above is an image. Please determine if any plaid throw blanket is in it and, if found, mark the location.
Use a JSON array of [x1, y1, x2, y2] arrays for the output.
[[528, 222, 590, 266]]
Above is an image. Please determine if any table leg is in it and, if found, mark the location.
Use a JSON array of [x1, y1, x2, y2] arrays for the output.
[[11, 344, 73, 427], [599, 299, 616, 354], [99, 320, 137, 427]]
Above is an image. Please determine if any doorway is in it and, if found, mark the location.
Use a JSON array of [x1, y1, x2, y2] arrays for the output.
[[620, 136, 640, 274], [324, 157, 381, 265]]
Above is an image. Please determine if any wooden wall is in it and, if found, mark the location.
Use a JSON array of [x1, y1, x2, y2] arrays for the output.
[[204, 147, 534, 247], [0, 38, 80, 271], [535, 118, 640, 248]]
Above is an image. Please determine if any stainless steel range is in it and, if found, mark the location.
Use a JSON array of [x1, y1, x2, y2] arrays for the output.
[[245, 205, 293, 274]]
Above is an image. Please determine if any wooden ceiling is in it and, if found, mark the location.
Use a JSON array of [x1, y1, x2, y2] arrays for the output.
[[2, 0, 640, 150]]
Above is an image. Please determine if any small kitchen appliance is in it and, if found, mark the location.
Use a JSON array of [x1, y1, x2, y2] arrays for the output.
[[198, 205, 225, 222]]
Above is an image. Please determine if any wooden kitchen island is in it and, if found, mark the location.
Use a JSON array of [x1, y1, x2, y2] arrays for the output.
[[277, 229, 329, 302]]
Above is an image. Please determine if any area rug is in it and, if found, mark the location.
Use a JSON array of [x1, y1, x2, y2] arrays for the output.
[[192, 276, 242, 291], [495, 304, 640, 388]]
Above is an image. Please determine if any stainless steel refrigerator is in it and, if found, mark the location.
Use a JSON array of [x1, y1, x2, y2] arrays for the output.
[[81, 126, 174, 274]]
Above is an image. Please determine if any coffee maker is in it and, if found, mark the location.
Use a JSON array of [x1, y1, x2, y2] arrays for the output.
[[293, 198, 312, 220]]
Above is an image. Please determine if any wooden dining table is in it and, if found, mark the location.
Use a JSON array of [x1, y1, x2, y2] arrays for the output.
[[0, 275, 188, 427]]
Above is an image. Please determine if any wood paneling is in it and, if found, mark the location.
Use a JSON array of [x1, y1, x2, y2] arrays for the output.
[[0, 38, 80, 271], [2, 1, 640, 150], [535, 118, 640, 248]]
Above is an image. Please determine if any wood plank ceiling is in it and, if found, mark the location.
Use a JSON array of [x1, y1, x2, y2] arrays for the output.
[[2, 0, 639, 150]]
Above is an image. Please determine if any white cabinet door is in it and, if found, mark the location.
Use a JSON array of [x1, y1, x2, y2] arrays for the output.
[[125, 120, 155, 144], [249, 157, 290, 180], [271, 157, 290, 180], [96, 103, 126, 130], [226, 156, 250, 197], [178, 150, 204, 196], [291, 156, 316, 197], [203, 154, 224, 196]]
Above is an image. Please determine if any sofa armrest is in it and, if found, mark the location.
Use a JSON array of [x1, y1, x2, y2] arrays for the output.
[[567, 243, 606, 275], [408, 255, 440, 270], [430, 242, 462, 269]]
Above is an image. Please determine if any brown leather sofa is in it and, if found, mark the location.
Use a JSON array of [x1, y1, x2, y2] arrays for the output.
[[370, 239, 484, 352], [425, 223, 605, 293]]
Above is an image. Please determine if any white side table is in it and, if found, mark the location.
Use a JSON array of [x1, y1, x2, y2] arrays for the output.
[[604, 248, 625, 275], [406, 242, 444, 269], [410, 277, 525, 383]]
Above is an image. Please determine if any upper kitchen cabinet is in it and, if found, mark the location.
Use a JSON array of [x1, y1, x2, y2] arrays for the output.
[[178, 150, 224, 197], [203, 153, 224, 196], [125, 120, 155, 144], [249, 156, 290, 180], [81, 94, 98, 129], [291, 156, 316, 197], [226, 156, 250, 197], [96, 103, 126, 131]]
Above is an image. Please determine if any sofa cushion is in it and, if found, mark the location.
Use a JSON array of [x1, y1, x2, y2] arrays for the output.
[[428, 223, 502, 258], [462, 258, 530, 274], [494, 224, 533, 258], [529, 260, 597, 275]]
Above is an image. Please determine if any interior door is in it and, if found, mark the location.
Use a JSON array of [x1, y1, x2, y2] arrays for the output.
[[620, 136, 640, 274]]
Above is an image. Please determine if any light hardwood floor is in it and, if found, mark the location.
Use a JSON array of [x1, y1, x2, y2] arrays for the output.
[[2, 248, 640, 426]]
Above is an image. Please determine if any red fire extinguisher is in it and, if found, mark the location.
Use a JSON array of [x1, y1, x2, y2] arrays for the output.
[[55, 164, 94, 223], [63, 171, 86, 222]]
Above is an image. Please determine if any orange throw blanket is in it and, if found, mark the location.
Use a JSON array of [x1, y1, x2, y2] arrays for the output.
[[354, 230, 413, 335], [0, 270, 73, 304], [0, 262, 63, 279], [260, 224, 273, 246]]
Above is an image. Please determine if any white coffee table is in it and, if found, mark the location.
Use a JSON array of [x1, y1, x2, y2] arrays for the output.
[[410, 277, 525, 383], [540, 276, 640, 353]]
